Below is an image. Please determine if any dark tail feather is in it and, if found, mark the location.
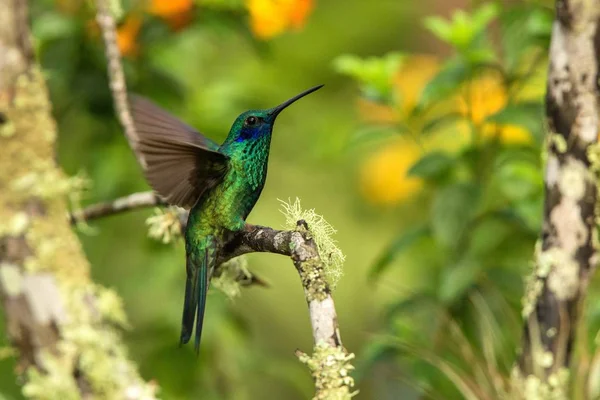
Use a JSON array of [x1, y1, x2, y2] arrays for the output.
[[194, 250, 210, 354], [180, 255, 198, 345], [180, 241, 214, 354]]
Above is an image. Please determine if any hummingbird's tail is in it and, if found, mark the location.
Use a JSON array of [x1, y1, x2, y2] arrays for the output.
[[180, 237, 216, 354]]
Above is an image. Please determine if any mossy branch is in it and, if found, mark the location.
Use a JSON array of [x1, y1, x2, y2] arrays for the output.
[[71, 195, 356, 397], [514, 0, 600, 396], [0, 0, 157, 397]]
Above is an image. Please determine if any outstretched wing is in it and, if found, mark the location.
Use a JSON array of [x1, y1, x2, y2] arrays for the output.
[[129, 95, 228, 209]]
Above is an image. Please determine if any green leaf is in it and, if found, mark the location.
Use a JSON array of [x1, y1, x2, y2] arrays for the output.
[[333, 53, 404, 102], [466, 217, 512, 258], [439, 258, 481, 305], [486, 102, 544, 142], [408, 152, 454, 181], [418, 58, 470, 108], [471, 3, 499, 31], [346, 125, 400, 149], [32, 13, 77, 42], [500, 5, 552, 71], [385, 292, 438, 320], [495, 159, 543, 202], [354, 337, 399, 379], [424, 3, 498, 49], [369, 225, 430, 281], [514, 196, 543, 232], [431, 183, 479, 248], [423, 17, 453, 42], [420, 113, 464, 135]]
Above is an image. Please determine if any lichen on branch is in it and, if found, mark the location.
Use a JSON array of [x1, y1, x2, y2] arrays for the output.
[[280, 198, 345, 289]]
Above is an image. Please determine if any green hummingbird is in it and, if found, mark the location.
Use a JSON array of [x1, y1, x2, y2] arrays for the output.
[[129, 85, 323, 352]]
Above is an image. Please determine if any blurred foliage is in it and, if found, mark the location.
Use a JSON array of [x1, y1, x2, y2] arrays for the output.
[[335, 1, 600, 399], [5, 0, 600, 399]]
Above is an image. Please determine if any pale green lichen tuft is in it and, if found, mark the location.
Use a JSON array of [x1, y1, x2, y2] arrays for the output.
[[587, 143, 600, 174], [212, 256, 250, 299], [0, 263, 24, 297], [0, 121, 16, 138], [108, 0, 124, 20], [298, 258, 329, 302], [522, 241, 545, 318], [511, 367, 570, 400], [95, 285, 129, 328], [550, 133, 567, 154], [146, 207, 181, 244], [58, 284, 157, 398], [12, 167, 91, 202], [279, 198, 345, 290], [0, 212, 30, 236], [297, 342, 357, 400], [23, 351, 80, 400]]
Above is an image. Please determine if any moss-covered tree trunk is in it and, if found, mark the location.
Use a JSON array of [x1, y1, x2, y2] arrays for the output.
[[514, 0, 600, 396], [0, 0, 156, 397]]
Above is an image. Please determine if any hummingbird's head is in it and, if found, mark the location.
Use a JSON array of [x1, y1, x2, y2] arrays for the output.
[[225, 85, 323, 145]]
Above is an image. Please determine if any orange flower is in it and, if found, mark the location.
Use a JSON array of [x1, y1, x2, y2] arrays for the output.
[[360, 140, 423, 205], [117, 16, 142, 58], [148, 0, 194, 30], [246, 0, 314, 39]]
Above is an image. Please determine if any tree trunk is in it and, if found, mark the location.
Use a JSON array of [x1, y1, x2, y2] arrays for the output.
[[514, 0, 600, 395], [0, 0, 156, 397]]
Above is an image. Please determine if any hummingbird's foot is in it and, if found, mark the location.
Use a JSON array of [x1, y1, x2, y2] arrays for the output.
[[244, 223, 256, 232]]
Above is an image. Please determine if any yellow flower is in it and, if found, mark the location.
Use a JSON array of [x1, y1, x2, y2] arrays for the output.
[[393, 55, 440, 115], [357, 55, 441, 123], [360, 140, 423, 205], [246, 0, 313, 39], [457, 73, 532, 145]]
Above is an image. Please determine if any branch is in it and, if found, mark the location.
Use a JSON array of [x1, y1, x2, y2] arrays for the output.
[[71, 198, 345, 347], [70, 191, 164, 223], [94, 0, 147, 167], [514, 0, 600, 395], [71, 195, 355, 397]]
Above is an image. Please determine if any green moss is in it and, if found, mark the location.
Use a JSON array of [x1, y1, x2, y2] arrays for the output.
[[297, 342, 356, 400]]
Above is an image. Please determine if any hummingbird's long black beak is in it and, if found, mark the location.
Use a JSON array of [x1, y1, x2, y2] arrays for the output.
[[268, 84, 324, 119]]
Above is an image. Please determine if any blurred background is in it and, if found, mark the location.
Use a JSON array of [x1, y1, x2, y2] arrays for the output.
[[6, 0, 600, 398]]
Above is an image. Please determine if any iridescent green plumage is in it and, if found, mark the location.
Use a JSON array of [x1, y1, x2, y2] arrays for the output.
[[129, 86, 322, 353]]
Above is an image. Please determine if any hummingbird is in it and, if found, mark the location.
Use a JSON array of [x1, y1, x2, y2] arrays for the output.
[[129, 85, 323, 353]]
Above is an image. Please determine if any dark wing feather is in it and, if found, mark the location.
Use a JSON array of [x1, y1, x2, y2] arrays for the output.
[[129, 95, 228, 209]]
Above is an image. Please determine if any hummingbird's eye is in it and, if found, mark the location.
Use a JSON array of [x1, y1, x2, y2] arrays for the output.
[[245, 116, 258, 126]]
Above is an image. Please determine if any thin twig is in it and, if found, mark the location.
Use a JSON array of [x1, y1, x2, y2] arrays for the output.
[[70, 191, 164, 223], [95, 0, 146, 167]]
